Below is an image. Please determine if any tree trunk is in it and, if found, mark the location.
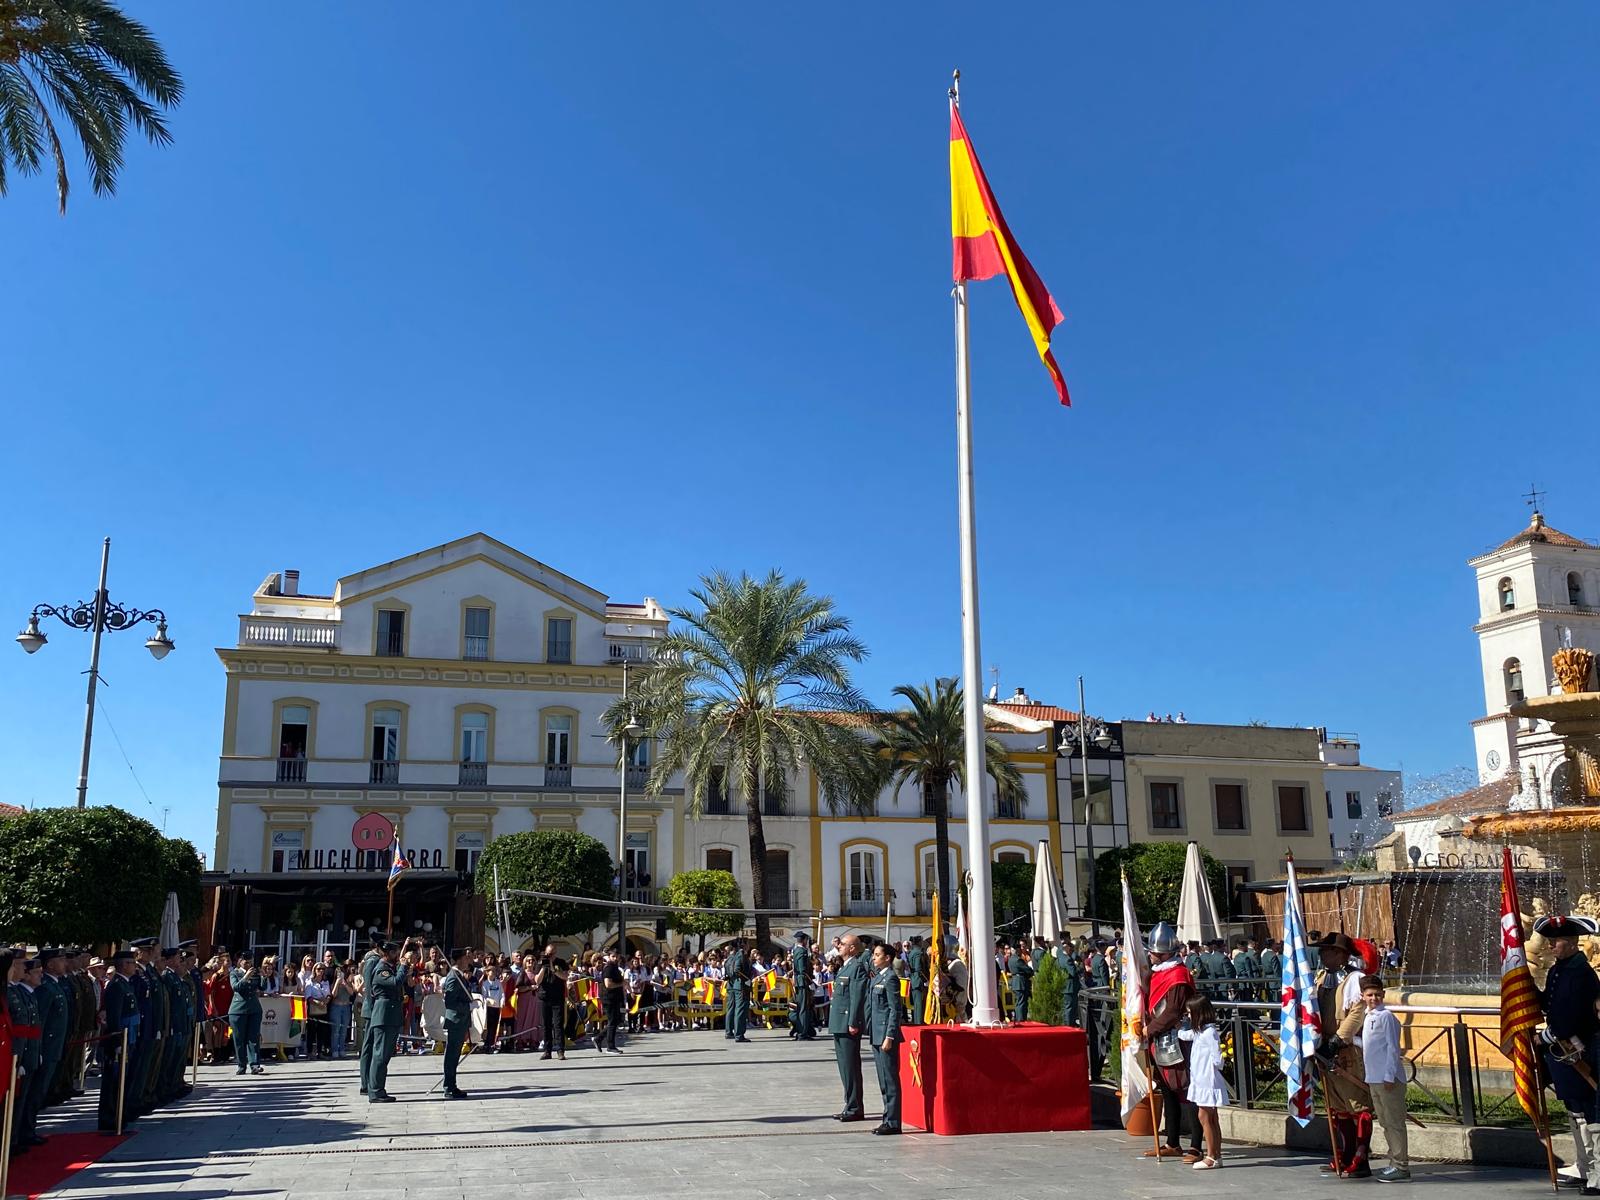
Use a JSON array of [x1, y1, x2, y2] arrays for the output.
[[744, 762, 771, 952], [932, 777, 952, 919]]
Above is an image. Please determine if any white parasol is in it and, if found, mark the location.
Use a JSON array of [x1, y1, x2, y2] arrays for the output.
[[159, 890, 180, 951], [1029, 839, 1066, 945], [1175, 841, 1222, 945]]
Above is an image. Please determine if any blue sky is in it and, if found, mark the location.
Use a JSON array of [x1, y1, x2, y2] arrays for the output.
[[2, 4, 1595, 854]]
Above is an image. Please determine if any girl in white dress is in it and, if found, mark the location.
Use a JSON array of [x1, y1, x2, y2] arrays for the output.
[[1180, 995, 1227, 1169]]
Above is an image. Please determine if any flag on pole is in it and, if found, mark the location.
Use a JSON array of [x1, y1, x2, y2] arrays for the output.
[[949, 104, 1070, 405], [1498, 847, 1543, 1120], [925, 886, 944, 1024], [1118, 872, 1150, 1123], [387, 842, 408, 891], [1279, 853, 1322, 1127]]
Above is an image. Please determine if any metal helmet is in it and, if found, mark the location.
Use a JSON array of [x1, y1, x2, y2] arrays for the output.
[[1148, 922, 1179, 955]]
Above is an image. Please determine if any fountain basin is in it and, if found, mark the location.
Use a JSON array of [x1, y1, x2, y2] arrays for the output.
[[1509, 692, 1600, 731]]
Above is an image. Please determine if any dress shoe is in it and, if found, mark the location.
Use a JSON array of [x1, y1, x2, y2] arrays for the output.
[[359, 1087, 368, 1095], [834, 1111, 865, 1122], [448, 1088, 469, 1099], [872, 1124, 901, 1136], [237, 1068, 247, 1076], [540, 1053, 552, 1060], [369, 1092, 396, 1103], [1142, 1146, 1184, 1159], [734, 1037, 750, 1043]]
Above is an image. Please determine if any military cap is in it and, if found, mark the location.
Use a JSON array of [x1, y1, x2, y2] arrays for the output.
[[161, 946, 181, 958], [382, 940, 402, 952], [21, 958, 40, 971], [1533, 914, 1599, 940], [40, 946, 66, 961], [178, 939, 197, 950], [369, 929, 386, 946], [449, 947, 469, 960], [111, 950, 136, 963], [793, 931, 811, 943], [130, 936, 158, 948]]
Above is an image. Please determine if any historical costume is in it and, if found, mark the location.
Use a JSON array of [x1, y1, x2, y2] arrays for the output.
[[1314, 932, 1375, 1178], [1144, 922, 1203, 1162]]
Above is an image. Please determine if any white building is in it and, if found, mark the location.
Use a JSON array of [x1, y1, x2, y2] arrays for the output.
[[211, 533, 670, 952], [1318, 732, 1400, 861], [1468, 509, 1600, 802]]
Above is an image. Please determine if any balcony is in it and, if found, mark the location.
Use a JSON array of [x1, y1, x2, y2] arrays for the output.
[[369, 760, 399, 785], [761, 887, 800, 912], [622, 885, 657, 907], [840, 886, 888, 918], [625, 763, 649, 789], [459, 761, 488, 786], [761, 793, 788, 817], [607, 642, 653, 663], [912, 887, 943, 917], [240, 615, 338, 651], [544, 762, 572, 788], [276, 755, 307, 783]]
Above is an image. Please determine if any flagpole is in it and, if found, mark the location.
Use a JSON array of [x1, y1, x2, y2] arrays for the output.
[[950, 68, 999, 1027]]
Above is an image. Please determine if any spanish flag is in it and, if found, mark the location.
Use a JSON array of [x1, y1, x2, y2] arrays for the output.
[[950, 106, 1069, 405], [1497, 848, 1544, 1122]]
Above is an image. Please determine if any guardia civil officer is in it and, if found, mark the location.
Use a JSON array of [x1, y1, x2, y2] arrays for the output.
[[827, 934, 870, 1121], [97, 950, 140, 1135], [440, 947, 473, 1099], [789, 932, 817, 1041], [724, 937, 752, 1042], [23, 947, 68, 1143], [365, 936, 414, 1101], [124, 936, 157, 1117], [227, 949, 264, 1074], [1535, 914, 1600, 1195], [905, 936, 928, 1027], [8, 956, 43, 1154], [866, 941, 902, 1135], [1005, 941, 1034, 1021], [357, 929, 384, 1093]]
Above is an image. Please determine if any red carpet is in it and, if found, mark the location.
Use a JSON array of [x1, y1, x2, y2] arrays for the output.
[[5, 1132, 128, 1198]]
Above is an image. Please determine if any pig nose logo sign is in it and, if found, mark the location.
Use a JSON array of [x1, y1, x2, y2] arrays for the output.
[[353, 812, 395, 852]]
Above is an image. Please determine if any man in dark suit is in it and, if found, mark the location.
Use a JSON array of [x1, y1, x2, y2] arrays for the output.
[[97, 950, 140, 1135], [866, 941, 903, 1135], [827, 934, 870, 1121], [440, 948, 473, 1099]]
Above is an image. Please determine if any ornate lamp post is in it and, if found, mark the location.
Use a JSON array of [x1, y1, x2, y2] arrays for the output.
[[1056, 676, 1114, 936], [16, 538, 175, 808]]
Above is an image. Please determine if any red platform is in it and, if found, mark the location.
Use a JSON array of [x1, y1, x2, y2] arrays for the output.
[[5, 1131, 128, 1198], [899, 1023, 1092, 1135]]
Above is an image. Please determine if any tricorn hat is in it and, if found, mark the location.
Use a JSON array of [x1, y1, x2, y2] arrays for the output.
[[1315, 932, 1360, 957], [1533, 914, 1599, 940]]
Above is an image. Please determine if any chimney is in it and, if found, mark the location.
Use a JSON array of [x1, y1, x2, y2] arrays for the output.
[[281, 570, 300, 596]]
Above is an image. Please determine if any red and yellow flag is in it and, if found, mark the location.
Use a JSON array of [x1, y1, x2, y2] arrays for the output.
[[950, 106, 1069, 405], [1498, 848, 1543, 1121]]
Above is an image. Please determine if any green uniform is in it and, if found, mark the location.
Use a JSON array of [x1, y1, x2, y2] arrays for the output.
[[724, 948, 751, 1040], [441, 968, 472, 1093], [139, 962, 169, 1111], [1059, 948, 1083, 1027], [827, 953, 870, 1117], [1199, 951, 1233, 999], [906, 946, 928, 1026], [1005, 952, 1034, 1021], [357, 948, 382, 1091], [9, 981, 43, 1148], [364, 956, 408, 1099], [159, 966, 186, 1101], [867, 963, 903, 1129], [97, 973, 138, 1133], [227, 967, 263, 1070], [791, 944, 816, 1040]]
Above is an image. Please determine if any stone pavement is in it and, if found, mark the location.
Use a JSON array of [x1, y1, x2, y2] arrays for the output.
[[29, 1028, 1561, 1199]]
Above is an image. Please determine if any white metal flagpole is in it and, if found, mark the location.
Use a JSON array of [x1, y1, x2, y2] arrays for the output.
[[951, 68, 999, 1027]]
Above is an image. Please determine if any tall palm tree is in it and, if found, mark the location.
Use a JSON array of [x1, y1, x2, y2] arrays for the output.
[[0, 0, 182, 213], [875, 680, 1025, 917], [613, 570, 880, 950]]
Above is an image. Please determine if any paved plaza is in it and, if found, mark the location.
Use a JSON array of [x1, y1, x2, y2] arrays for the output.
[[27, 1029, 1559, 1199]]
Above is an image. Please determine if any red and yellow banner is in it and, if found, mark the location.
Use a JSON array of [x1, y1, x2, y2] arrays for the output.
[[1498, 848, 1543, 1121], [950, 106, 1069, 405]]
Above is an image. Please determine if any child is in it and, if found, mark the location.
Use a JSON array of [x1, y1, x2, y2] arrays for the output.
[[1180, 994, 1227, 1169], [1359, 974, 1410, 1183]]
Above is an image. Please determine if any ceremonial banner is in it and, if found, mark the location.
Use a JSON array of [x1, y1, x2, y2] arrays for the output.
[[926, 888, 944, 1024], [1498, 847, 1543, 1120], [1118, 873, 1149, 1123], [1279, 855, 1321, 1127], [949, 105, 1069, 404]]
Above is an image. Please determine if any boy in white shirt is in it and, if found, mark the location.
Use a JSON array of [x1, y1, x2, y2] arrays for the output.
[[1359, 975, 1409, 1183]]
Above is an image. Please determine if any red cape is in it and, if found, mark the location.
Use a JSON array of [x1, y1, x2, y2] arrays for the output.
[[1146, 961, 1195, 1013]]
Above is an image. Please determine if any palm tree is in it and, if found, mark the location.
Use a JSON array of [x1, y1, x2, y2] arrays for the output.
[[875, 679, 1025, 917], [0, 0, 182, 214], [613, 570, 880, 950]]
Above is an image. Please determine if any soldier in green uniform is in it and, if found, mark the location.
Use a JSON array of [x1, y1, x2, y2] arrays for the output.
[[365, 937, 414, 1102], [827, 934, 869, 1121], [789, 932, 817, 1041], [137, 939, 169, 1114], [1087, 939, 1111, 1077], [1259, 939, 1283, 1013], [124, 937, 156, 1118], [10, 957, 44, 1153], [1199, 940, 1233, 1000], [23, 948, 68, 1142], [44, 947, 75, 1109], [866, 941, 903, 1135], [440, 947, 473, 1099], [98, 950, 140, 1135], [1060, 939, 1084, 1027], [905, 936, 928, 1027], [158, 946, 186, 1103], [357, 931, 384, 1094], [1006, 943, 1035, 1021], [724, 937, 752, 1043], [228, 950, 264, 1074]]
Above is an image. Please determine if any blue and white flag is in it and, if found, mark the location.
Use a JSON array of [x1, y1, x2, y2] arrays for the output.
[[1278, 854, 1322, 1127], [387, 841, 409, 891]]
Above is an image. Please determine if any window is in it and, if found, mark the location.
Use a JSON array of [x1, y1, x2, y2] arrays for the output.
[[761, 771, 787, 816], [1570, 572, 1585, 606], [1277, 784, 1309, 832], [454, 831, 485, 874], [1212, 782, 1245, 831], [997, 850, 1027, 864], [1505, 658, 1524, 705], [705, 765, 729, 814], [1376, 789, 1394, 818], [764, 849, 790, 908], [706, 848, 734, 873], [624, 833, 651, 895], [1499, 577, 1516, 611], [269, 829, 304, 874], [920, 846, 958, 904], [845, 846, 883, 914], [996, 787, 1022, 820], [377, 609, 405, 657], [370, 707, 400, 784], [1148, 781, 1181, 829], [1226, 865, 1252, 919], [1071, 777, 1114, 825], [277, 705, 309, 782], [464, 606, 490, 660], [1345, 790, 1363, 820], [544, 714, 571, 764], [545, 617, 573, 664], [460, 712, 487, 763]]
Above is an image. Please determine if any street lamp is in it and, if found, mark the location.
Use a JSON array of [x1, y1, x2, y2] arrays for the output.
[[16, 538, 175, 807], [1056, 676, 1115, 937]]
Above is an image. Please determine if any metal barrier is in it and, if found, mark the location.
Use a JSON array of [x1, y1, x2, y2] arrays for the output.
[[1079, 984, 1538, 1130]]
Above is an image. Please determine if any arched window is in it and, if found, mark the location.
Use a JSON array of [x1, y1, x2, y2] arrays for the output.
[[843, 843, 886, 916], [1569, 572, 1585, 607], [1498, 577, 1516, 611], [1505, 658, 1524, 705]]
